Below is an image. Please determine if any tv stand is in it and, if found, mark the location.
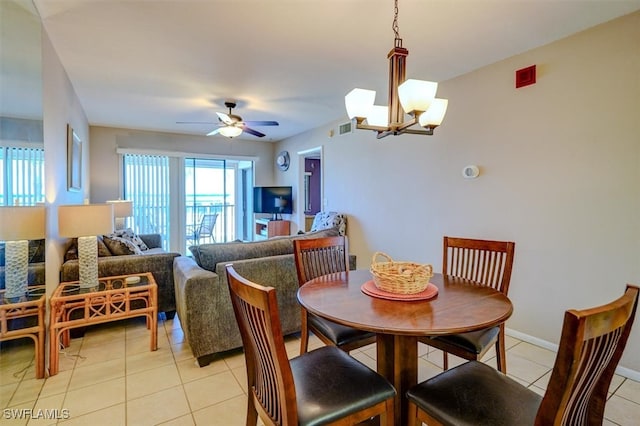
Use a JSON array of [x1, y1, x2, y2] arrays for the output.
[[255, 218, 291, 240]]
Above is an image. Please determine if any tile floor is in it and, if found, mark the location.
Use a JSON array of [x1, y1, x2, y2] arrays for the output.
[[1, 316, 639, 425]]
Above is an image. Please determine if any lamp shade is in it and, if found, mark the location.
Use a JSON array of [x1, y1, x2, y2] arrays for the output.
[[106, 200, 133, 218], [419, 98, 449, 128], [366, 105, 389, 127], [0, 206, 46, 241], [219, 126, 243, 138], [58, 204, 114, 238], [345, 88, 376, 119], [398, 79, 438, 114]]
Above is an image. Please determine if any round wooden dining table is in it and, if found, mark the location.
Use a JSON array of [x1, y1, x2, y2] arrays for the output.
[[297, 269, 513, 426]]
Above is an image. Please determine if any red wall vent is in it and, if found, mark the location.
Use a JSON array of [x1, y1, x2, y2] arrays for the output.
[[516, 65, 536, 88]]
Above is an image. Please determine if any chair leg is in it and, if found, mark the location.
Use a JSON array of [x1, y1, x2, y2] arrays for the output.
[[442, 352, 449, 370], [384, 397, 395, 426], [300, 310, 310, 355], [246, 395, 258, 426], [496, 326, 507, 373], [407, 400, 420, 426]]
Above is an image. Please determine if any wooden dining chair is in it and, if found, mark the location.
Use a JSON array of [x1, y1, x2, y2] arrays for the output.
[[293, 236, 376, 354], [225, 264, 396, 426], [407, 284, 639, 426], [419, 236, 515, 372]]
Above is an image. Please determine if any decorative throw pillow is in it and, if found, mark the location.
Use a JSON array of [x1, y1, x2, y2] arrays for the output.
[[96, 236, 112, 257], [102, 235, 143, 256], [109, 228, 149, 251]]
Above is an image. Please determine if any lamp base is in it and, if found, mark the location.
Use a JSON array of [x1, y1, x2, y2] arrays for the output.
[[78, 236, 99, 289], [4, 240, 29, 299]]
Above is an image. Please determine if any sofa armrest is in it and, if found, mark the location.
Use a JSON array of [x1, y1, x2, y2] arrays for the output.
[[173, 256, 227, 360]]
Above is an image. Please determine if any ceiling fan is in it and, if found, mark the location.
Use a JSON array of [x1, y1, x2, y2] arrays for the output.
[[177, 101, 279, 138]]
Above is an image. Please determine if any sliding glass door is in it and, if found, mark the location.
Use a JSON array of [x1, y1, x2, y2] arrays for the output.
[[122, 152, 253, 253]]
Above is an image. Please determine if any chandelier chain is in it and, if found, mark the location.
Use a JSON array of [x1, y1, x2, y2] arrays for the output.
[[393, 0, 402, 46]]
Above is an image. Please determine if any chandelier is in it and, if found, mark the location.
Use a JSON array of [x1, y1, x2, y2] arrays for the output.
[[345, 0, 448, 139]]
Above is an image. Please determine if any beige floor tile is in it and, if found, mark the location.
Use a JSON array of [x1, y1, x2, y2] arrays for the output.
[[616, 378, 640, 404], [38, 370, 72, 398], [222, 350, 246, 370], [503, 353, 550, 385], [167, 327, 186, 346], [67, 358, 125, 391], [183, 371, 244, 412], [192, 394, 247, 426], [604, 394, 640, 425], [9, 378, 44, 406], [532, 370, 551, 391], [58, 402, 125, 426], [508, 341, 557, 368], [75, 341, 126, 368], [62, 377, 125, 418], [27, 393, 66, 426], [230, 365, 248, 394], [126, 363, 182, 400], [170, 341, 195, 363], [158, 413, 196, 426], [417, 358, 444, 383], [126, 346, 175, 374], [351, 350, 377, 371], [1, 381, 20, 407], [176, 356, 228, 384], [127, 385, 191, 426]]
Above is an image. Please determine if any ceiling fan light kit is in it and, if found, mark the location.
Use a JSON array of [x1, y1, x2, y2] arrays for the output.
[[180, 101, 279, 138], [345, 0, 448, 139]]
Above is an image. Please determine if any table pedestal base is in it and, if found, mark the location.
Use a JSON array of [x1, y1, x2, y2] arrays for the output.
[[377, 334, 418, 426]]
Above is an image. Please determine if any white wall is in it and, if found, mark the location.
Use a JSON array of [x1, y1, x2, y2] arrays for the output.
[[42, 28, 89, 296], [275, 12, 640, 373]]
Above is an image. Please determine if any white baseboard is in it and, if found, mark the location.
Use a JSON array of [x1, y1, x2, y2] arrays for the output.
[[506, 328, 640, 382]]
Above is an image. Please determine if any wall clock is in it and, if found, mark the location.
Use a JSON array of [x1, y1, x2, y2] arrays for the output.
[[276, 151, 290, 171]]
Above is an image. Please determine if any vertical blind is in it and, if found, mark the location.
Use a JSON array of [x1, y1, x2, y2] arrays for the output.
[[123, 154, 170, 249], [0, 146, 45, 206]]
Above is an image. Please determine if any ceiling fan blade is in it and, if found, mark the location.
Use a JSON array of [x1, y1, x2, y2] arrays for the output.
[[241, 126, 266, 138], [176, 121, 216, 124], [216, 112, 234, 125], [242, 120, 279, 126], [206, 128, 222, 136]]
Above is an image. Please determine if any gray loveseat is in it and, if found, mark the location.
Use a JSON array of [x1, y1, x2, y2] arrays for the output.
[[60, 234, 180, 318], [174, 228, 354, 367]]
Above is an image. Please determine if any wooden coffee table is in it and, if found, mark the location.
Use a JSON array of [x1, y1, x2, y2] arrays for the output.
[[49, 273, 157, 376], [0, 286, 46, 379]]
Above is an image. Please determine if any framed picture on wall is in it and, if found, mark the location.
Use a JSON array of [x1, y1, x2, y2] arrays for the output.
[[67, 124, 82, 191]]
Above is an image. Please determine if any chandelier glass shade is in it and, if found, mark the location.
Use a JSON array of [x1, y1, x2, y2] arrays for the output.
[[345, 0, 448, 138]]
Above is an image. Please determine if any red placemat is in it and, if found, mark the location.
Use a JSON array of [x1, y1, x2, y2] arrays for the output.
[[361, 280, 438, 301]]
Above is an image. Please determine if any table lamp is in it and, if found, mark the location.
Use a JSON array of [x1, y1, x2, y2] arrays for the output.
[[0, 206, 46, 299], [106, 199, 133, 230], [58, 204, 114, 289]]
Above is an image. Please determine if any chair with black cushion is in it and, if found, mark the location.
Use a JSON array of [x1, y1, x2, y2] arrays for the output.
[[407, 284, 639, 426], [419, 236, 515, 372], [225, 264, 396, 426], [293, 236, 376, 354]]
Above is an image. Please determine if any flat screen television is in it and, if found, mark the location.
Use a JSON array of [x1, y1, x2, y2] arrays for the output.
[[253, 186, 293, 219]]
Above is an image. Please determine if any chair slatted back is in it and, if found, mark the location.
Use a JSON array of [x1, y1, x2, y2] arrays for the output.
[[443, 236, 515, 294], [293, 236, 348, 285], [536, 285, 639, 425], [226, 265, 297, 425], [199, 213, 218, 237]]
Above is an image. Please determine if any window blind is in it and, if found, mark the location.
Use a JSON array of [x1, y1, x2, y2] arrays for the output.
[[0, 146, 45, 206]]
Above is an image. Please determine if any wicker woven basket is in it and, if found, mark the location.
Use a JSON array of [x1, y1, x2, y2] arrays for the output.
[[370, 252, 433, 294]]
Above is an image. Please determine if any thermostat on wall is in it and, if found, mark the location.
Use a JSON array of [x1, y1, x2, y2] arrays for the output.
[[462, 165, 480, 179]]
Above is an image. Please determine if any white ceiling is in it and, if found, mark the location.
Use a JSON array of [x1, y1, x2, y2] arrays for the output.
[[31, 0, 640, 142]]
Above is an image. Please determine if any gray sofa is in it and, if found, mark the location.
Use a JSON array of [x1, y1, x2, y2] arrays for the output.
[[60, 234, 180, 318], [174, 228, 354, 367]]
